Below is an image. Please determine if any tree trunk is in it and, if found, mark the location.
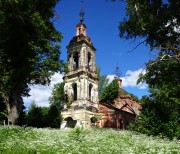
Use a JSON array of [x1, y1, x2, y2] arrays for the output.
[[4, 95, 20, 125], [9, 104, 19, 125]]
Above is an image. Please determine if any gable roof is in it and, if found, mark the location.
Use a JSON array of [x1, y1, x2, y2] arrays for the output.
[[99, 101, 137, 116]]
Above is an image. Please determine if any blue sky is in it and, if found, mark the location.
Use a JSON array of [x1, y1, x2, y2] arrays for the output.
[[24, 0, 154, 107]]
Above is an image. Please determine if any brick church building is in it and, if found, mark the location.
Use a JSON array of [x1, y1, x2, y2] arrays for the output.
[[61, 7, 141, 129]]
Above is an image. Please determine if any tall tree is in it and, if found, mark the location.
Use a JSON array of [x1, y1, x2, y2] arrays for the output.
[[100, 79, 119, 103], [0, 0, 63, 124], [118, 0, 180, 138], [119, 0, 179, 59], [25, 101, 61, 128], [48, 104, 61, 128], [0, 93, 7, 125], [136, 56, 180, 139], [49, 82, 66, 109], [48, 82, 65, 127], [98, 75, 109, 97], [26, 101, 49, 128], [96, 66, 109, 97]]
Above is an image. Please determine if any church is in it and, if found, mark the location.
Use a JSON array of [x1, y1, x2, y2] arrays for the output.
[[61, 8, 141, 129]]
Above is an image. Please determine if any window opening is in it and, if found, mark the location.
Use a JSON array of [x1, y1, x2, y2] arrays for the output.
[[88, 52, 91, 71], [73, 83, 77, 101], [89, 84, 93, 101], [73, 52, 79, 69]]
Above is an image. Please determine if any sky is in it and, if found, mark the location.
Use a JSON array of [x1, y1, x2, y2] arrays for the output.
[[23, 0, 154, 107]]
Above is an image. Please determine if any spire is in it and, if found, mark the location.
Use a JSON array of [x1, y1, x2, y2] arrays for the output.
[[115, 62, 120, 78], [114, 62, 122, 87], [76, 0, 87, 36], [79, 0, 84, 23]]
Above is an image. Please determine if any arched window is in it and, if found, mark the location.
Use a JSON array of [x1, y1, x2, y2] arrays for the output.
[[72, 83, 77, 101], [89, 84, 93, 101], [88, 52, 91, 71], [73, 52, 79, 69]]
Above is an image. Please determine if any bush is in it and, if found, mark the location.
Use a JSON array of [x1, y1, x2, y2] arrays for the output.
[[129, 97, 180, 139]]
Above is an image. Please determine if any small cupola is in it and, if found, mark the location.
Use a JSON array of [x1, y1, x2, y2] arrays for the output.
[[76, 5, 87, 36], [76, 23, 87, 36]]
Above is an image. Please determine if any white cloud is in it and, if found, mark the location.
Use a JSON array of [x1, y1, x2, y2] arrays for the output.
[[23, 69, 147, 107], [107, 68, 148, 89], [23, 73, 63, 107]]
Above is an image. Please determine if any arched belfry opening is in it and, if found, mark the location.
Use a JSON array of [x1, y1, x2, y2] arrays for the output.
[[73, 52, 79, 69], [89, 84, 93, 101], [72, 83, 77, 101], [88, 52, 91, 71]]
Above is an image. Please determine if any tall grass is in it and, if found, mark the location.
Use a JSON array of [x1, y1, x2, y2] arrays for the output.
[[0, 126, 179, 154]]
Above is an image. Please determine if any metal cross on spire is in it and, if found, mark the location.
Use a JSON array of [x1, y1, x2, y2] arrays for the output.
[[115, 62, 120, 78], [79, 0, 85, 23]]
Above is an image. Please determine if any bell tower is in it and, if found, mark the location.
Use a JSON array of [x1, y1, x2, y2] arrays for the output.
[[61, 4, 99, 128]]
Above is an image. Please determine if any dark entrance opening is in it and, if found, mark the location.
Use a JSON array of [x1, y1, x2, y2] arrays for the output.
[[65, 117, 77, 128], [90, 116, 97, 127]]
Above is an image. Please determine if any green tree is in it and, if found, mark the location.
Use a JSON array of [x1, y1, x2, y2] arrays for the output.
[[119, 0, 179, 58], [49, 82, 66, 109], [98, 75, 109, 97], [129, 96, 162, 136], [48, 104, 61, 128], [26, 102, 41, 127], [0, 94, 7, 125], [26, 101, 61, 128], [26, 101, 49, 128], [136, 57, 180, 139], [0, 0, 63, 124], [96, 66, 109, 97], [100, 79, 119, 103], [119, 0, 180, 138], [48, 82, 66, 127]]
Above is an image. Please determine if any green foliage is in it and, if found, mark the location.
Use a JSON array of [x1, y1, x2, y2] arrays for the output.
[[129, 93, 139, 102], [0, 109, 7, 125], [119, 0, 179, 54], [0, 127, 180, 153], [132, 56, 180, 139], [0, 0, 63, 124], [66, 100, 72, 108], [119, 88, 139, 101], [130, 96, 180, 139], [96, 66, 101, 78], [68, 127, 85, 142], [48, 104, 61, 128], [100, 79, 139, 103], [0, 95, 7, 125], [98, 74, 109, 97], [100, 79, 119, 103], [26, 101, 61, 128], [26, 102, 48, 128], [49, 82, 65, 109], [96, 66, 109, 97], [118, 0, 180, 139]]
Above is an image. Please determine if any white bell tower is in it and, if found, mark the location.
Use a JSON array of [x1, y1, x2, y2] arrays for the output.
[[61, 5, 99, 128]]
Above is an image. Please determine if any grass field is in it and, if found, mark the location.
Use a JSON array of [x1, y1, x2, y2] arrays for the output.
[[0, 126, 179, 154]]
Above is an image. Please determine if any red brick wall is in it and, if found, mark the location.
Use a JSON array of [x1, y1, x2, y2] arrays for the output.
[[97, 103, 136, 129]]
